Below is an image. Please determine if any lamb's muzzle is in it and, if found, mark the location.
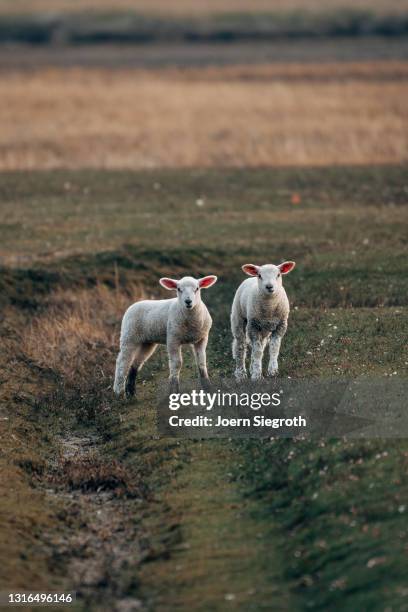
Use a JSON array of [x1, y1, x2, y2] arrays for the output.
[[113, 274, 217, 397], [231, 261, 295, 381]]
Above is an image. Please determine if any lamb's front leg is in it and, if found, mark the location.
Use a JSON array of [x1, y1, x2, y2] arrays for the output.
[[167, 340, 182, 393], [232, 334, 247, 381], [231, 312, 247, 381], [267, 321, 287, 377], [249, 333, 266, 381]]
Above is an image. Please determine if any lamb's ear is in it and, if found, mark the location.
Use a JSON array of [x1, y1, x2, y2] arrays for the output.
[[278, 261, 296, 275], [242, 264, 259, 277], [159, 277, 178, 290], [198, 275, 217, 289]]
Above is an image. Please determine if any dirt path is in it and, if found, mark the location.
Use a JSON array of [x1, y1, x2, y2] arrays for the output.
[[40, 402, 293, 611], [92, 364, 294, 611]]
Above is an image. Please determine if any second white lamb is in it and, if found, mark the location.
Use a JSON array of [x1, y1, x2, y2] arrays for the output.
[[231, 261, 296, 380]]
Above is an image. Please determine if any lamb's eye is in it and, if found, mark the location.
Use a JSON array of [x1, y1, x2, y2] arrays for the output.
[[177, 288, 181, 292], [277, 273, 281, 278], [258, 274, 262, 280]]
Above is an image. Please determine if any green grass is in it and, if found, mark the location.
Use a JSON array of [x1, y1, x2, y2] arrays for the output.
[[1, 165, 407, 609], [1, 166, 406, 258]]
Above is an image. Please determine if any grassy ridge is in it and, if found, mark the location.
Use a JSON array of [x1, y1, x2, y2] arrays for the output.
[[0, 9, 408, 45], [238, 437, 408, 610]]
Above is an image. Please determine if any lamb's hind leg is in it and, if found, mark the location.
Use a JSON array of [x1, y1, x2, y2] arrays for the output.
[[114, 345, 137, 396], [126, 342, 158, 397]]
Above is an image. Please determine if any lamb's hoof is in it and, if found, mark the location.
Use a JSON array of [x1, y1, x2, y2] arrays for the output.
[[125, 387, 136, 399], [267, 369, 279, 378], [234, 370, 247, 382], [250, 373, 263, 382], [169, 380, 180, 395], [125, 367, 137, 398], [201, 379, 212, 392]]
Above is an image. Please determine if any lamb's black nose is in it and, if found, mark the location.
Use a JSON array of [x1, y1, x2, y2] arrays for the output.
[[265, 285, 274, 293], [185, 299, 193, 308]]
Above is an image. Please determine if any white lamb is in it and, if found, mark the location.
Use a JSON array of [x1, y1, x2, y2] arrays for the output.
[[231, 261, 296, 380], [113, 275, 217, 396]]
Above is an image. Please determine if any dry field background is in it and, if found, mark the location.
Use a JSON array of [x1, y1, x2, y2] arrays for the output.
[[0, 63, 407, 169], [2, 0, 408, 15]]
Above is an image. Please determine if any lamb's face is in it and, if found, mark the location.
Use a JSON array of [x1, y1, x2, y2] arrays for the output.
[[242, 261, 296, 296], [257, 264, 282, 296], [159, 274, 218, 310], [177, 277, 200, 310]]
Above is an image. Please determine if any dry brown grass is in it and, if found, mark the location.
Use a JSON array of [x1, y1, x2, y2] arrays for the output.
[[23, 283, 142, 384], [0, 63, 407, 169], [1, 0, 407, 15], [52, 455, 143, 496]]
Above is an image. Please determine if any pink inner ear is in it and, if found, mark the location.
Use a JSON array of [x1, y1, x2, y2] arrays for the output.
[[199, 276, 216, 288], [279, 261, 296, 274], [160, 278, 178, 290], [242, 265, 259, 277]]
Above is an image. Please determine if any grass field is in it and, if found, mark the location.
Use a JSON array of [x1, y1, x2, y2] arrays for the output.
[[0, 64, 407, 170], [1, 166, 407, 609]]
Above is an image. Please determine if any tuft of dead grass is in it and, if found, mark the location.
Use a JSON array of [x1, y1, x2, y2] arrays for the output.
[[23, 283, 143, 386], [53, 455, 143, 497], [0, 65, 407, 169]]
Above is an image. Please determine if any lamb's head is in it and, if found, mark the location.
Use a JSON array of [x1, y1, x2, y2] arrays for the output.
[[242, 262, 295, 296], [159, 275, 217, 310]]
